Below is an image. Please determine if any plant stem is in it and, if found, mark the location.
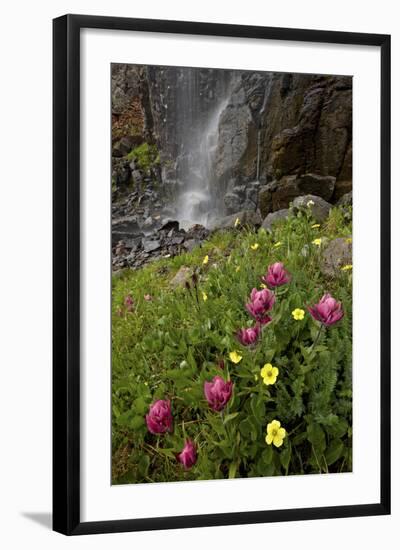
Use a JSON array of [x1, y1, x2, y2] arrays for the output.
[[311, 323, 323, 350]]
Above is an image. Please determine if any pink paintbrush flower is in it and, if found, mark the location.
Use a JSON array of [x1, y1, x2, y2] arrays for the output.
[[262, 262, 291, 288], [245, 288, 275, 322], [308, 293, 344, 326], [236, 324, 261, 346], [204, 376, 233, 412], [145, 400, 173, 434], [177, 439, 197, 470]]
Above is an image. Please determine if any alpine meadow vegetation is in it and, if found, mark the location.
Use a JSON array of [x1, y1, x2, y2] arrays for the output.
[[112, 204, 352, 484]]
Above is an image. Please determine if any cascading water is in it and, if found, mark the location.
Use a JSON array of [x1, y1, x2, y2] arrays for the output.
[[160, 67, 234, 230], [175, 96, 230, 230]]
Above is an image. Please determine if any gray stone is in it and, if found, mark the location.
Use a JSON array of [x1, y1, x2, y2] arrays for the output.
[[210, 210, 262, 230], [170, 266, 192, 288], [292, 195, 332, 223], [337, 191, 352, 207], [321, 237, 352, 277], [160, 219, 180, 232], [171, 235, 185, 245], [112, 216, 141, 246], [142, 238, 161, 253], [142, 216, 154, 229], [183, 239, 198, 252], [261, 209, 290, 232], [224, 192, 243, 215]]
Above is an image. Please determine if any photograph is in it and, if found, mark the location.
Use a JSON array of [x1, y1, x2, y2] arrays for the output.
[[111, 63, 353, 485]]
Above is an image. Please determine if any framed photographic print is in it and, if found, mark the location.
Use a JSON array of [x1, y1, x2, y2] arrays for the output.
[[53, 14, 391, 535]]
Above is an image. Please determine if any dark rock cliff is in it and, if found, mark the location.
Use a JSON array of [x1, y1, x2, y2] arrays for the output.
[[112, 64, 352, 223]]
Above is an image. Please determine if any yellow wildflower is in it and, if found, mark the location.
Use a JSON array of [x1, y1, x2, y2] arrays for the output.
[[260, 363, 279, 385], [203, 255, 209, 265], [202, 291, 208, 301], [229, 351, 242, 364], [234, 217, 240, 227], [273, 241, 282, 248], [265, 420, 286, 447], [312, 238, 322, 246], [311, 223, 320, 229], [341, 264, 353, 271], [292, 308, 305, 321], [250, 243, 259, 250], [260, 283, 267, 289]]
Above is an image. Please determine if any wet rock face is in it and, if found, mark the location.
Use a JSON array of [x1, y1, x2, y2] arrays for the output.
[[213, 73, 352, 213]]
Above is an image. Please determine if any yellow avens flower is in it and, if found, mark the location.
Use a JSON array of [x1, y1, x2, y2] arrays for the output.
[[311, 223, 320, 229], [203, 255, 209, 265], [312, 238, 322, 246], [260, 363, 279, 385], [234, 217, 240, 227], [292, 308, 305, 321], [273, 241, 282, 248], [250, 243, 259, 250], [265, 420, 286, 447], [341, 264, 353, 271], [202, 291, 208, 301], [229, 351, 242, 364]]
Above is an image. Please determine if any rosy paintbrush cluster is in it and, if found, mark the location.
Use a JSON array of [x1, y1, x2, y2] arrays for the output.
[[142, 260, 344, 470]]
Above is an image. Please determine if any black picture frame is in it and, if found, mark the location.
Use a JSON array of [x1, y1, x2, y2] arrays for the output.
[[53, 14, 391, 535]]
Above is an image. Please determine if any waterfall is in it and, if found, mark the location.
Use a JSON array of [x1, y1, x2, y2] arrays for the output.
[[165, 68, 233, 231], [175, 96, 230, 230]]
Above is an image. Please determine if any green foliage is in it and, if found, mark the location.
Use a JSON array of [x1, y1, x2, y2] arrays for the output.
[[112, 206, 353, 483], [126, 143, 160, 171]]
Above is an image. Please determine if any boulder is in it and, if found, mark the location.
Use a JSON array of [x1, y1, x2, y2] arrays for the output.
[[292, 195, 332, 223], [321, 238, 352, 277], [210, 210, 262, 230], [297, 173, 335, 201], [337, 191, 352, 207], [333, 179, 352, 201], [112, 216, 142, 246], [170, 266, 192, 288], [272, 175, 300, 210], [160, 219, 180, 233], [261, 209, 290, 232], [142, 238, 161, 253], [258, 181, 278, 218]]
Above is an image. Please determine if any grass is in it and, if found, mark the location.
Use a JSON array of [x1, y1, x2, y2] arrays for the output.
[[112, 205, 352, 484]]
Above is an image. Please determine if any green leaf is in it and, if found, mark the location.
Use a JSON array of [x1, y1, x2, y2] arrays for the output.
[[261, 445, 273, 465], [307, 422, 326, 452], [130, 415, 145, 430], [325, 439, 345, 465], [223, 412, 240, 424], [280, 442, 291, 471], [228, 462, 237, 479]]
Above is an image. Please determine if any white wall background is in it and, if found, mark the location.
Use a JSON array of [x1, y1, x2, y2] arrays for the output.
[[0, 0, 398, 548]]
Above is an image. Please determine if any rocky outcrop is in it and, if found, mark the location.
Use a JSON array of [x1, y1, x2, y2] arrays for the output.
[[261, 209, 290, 232], [321, 238, 352, 277], [213, 73, 352, 212], [292, 195, 333, 222], [111, 65, 352, 269]]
